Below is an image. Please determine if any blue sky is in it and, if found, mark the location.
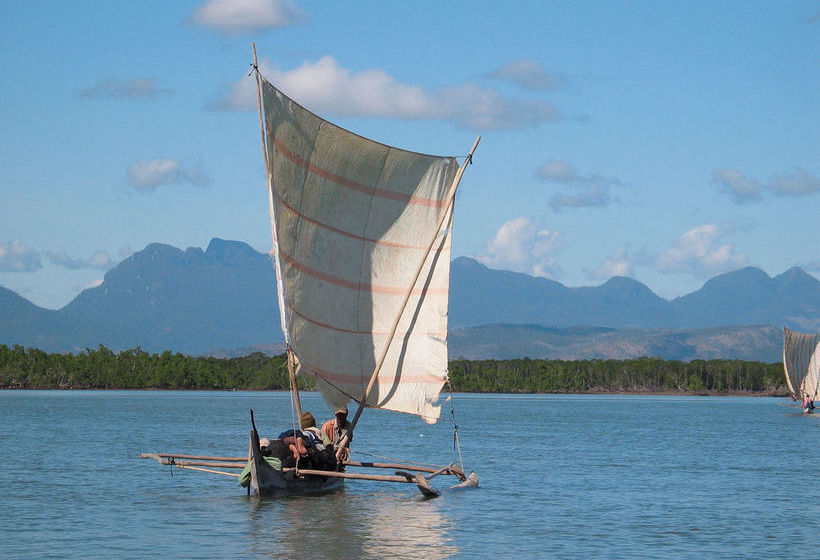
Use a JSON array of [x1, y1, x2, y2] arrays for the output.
[[1, 0, 818, 310]]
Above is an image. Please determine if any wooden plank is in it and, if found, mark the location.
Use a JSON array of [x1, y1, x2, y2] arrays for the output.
[[295, 468, 416, 483], [344, 460, 466, 480], [140, 453, 247, 462]]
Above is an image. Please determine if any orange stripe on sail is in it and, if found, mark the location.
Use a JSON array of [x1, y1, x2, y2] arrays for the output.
[[279, 251, 448, 296], [272, 186, 447, 251], [272, 137, 449, 208], [301, 360, 446, 387], [288, 306, 447, 338]]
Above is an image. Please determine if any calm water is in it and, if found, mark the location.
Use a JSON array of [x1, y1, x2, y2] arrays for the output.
[[0, 391, 817, 559]]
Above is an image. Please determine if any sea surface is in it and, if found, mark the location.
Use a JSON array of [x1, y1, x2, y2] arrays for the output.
[[0, 391, 817, 559]]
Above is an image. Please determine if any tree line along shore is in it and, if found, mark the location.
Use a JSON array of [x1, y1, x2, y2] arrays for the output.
[[0, 344, 787, 395]]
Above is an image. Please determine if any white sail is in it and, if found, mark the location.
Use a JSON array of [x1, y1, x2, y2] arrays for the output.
[[782, 327, 820, 400], [261, 79, 459, 423]]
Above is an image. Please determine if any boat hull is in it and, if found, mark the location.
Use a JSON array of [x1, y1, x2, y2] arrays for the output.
[[249, 429, 344, 497]]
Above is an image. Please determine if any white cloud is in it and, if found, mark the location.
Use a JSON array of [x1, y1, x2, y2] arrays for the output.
[[487, 60, 564, 91], [0, 240, 42, 272], [477, 217, 561, 277], [80, 78, 173, 99], [656, 224, 748, 277], [127, 158, 210, 191], [592, 246, 634, 280], [537, 160, 577, 182], [538, 159, 622, 210], [550, 185, 611, 211], [191, 0, 305, 34], [218, 56, 558, 130], [46, 250, 113, 270], [714, 167, 819, 202], [84, 278, 104, 290], [769, 168, 820, 196], [713, 168, 761, 203]]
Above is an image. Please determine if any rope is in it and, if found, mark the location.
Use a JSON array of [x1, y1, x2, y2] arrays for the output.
[[286, 357, 303, 472], [445, 376, 466, 474]]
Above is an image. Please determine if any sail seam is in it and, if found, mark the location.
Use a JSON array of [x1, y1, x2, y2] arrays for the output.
[[272, 137, 449, 208], [279, 249, 448, 295], [302, 359, 445, 386], [271, 185, 445, 250], [288, 305, 446, 337]]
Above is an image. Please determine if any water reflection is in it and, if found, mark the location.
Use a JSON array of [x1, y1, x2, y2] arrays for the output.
[[245, 486, 458, 559]]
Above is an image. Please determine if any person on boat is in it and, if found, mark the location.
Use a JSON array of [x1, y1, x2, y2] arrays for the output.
[[322, 406, 353, 462], [803, 394, 816, 413], [277, 411, 328, 461], [277, 430, 308, 459], [299, 411, 329, 448]]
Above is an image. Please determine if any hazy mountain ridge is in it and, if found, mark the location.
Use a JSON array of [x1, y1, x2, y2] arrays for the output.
[[448, 324, 781, 362], [2, 239, 818, 360]]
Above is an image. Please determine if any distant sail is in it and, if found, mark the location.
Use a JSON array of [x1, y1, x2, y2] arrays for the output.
[[782, 327, 820, 400], [261, 79, 459, 423]]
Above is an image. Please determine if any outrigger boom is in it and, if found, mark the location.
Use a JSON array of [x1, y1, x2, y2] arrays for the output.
[[139, 452, 476, 497]]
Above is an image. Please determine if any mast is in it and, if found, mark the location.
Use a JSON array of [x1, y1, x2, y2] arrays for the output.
[[252, 43, 302, 421], [348, 135, 481, 431]]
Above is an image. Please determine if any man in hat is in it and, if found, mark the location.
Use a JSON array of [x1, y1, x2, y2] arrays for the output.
[[322, 406, 353, 462], [299, 411, 329, 447]]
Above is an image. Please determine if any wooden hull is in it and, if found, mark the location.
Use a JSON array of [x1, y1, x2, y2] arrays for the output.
[[249, 429, 345, 498]]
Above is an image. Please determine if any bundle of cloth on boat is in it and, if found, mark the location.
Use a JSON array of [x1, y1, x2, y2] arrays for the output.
[[275, 429, 338, 470]]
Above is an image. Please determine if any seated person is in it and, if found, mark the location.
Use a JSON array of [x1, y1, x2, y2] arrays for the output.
[[298, 411, 329, 448], [322, 406, 353, 462], [278, 411, 326, 461]]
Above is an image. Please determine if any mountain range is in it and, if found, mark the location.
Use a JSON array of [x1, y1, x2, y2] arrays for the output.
[[2, 238, 818, 361]]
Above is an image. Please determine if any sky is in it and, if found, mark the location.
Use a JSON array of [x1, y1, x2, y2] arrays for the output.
[[1, 1, 818, 310]]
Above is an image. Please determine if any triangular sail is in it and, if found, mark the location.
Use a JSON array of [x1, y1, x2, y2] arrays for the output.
[[260, 79, 459, 423], [782, 327, 820, 400]]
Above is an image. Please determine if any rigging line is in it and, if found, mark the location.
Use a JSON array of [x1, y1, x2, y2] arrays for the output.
[[445, 375, 465, 475]]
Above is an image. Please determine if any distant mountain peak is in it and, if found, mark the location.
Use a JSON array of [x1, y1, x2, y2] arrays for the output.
[[775, 266, 818, 286], [2, 241, 819, 356], [204, 238, 267, 266]]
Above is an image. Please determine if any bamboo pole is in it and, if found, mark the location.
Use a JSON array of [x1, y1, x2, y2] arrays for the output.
[[252, 42, 268, 171], [252, 44, 301, 424], [348, 135, 481, 431], [294, 469, 418, 484], [172, 465, 240, 477], [343, 460, 461, 477], [140, 453, 247, 462], [287, 346, 303, 423], [170, 460, 247, 469]]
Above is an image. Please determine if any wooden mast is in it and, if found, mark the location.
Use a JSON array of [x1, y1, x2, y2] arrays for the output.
[[252, 42, 302, 422], [347, 135, 481, 432]]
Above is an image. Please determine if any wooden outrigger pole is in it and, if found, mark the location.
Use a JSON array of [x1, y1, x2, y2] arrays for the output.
[[252, 42, 302, 422]]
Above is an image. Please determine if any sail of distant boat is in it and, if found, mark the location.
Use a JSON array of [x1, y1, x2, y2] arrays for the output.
[[782, 327, 820, 401], [259, 77, 476, 425]]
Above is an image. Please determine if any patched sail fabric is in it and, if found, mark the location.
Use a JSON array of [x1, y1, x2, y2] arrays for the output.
[[802, 341, 820, 400], [782, 327, 820, 399], [261, 79, 459, 423]]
